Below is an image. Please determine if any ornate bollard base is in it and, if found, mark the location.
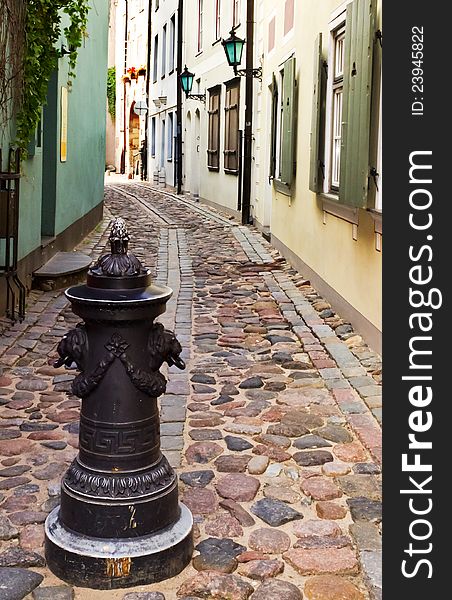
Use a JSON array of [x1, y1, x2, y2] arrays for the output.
[[45, 503, 193, 589]]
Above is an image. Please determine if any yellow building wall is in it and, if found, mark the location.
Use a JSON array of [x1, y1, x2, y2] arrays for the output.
[[256, 0, 382, 346]]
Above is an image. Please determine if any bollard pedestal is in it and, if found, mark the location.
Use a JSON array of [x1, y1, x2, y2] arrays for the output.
[[45, 218, 193, 589]]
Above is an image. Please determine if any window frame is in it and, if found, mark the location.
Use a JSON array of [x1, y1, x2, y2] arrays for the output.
[[153, 34, 159, 83], [169, 15, 176, 74], [233, 0, 240, 28], [215, 0, 221, 41], [198, 0, 204, 53], [207, 86, 221, 171], [162, 24, 167, 79], [324, 16, 346, 195], [167, 113, 174, 162], [224, 79, 240, 174], [151, 117, 156, 157]]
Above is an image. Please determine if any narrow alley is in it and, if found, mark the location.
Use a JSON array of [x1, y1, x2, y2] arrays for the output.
[[0, 184, 381, 600]]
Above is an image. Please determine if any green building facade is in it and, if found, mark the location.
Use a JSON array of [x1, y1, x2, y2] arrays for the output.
[[0, 1, 109, 317]]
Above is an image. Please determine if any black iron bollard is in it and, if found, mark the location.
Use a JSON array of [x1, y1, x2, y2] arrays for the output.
[[45, 218, 193, 589]]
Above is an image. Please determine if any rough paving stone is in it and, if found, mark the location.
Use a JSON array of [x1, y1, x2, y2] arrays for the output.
[[249, 579, 303, 600], [0, 567, 44, 600], [191, 374, 216, 385], [189, 429, 223, 441], [0, 465, 31, 477], [8, 511, 48, 526], [337, 475, 381, 500], [349, 523, 382, 551], [238, 559, 284, 581], [216, 474, 260, 501], [333, 443, 368, 463], [0, 439, 34, 456], [225, 423, 262, 436], [219, 499, 256, 527], [247, 456, 269, 475], [192, 553, 238, 574], [182, 488, 218, 515], [293, 520, 342, 539], [15, 379, 48, 392], [360, 550, 382, 599], [347, 498, 382, 523], [0, 548, 45, 568], [180, 470, 215, 488], [196, 537, 246, 559], [264, 484, 301, 504], [322, 463, 351, 477], [301, 477, 342, 501], [294, 535, 350, 550], [33, 462, 66, 480], [215, 455, 251, 473], [40, 440, 67, 450], [314, 425, 353, 444], [177, 572, 254, 599], [186, 442, 224, 464], [283, 547, 358, 575], [0, 476, 31, 491], [239, 377, 264, 389], [257, 434, 291, 449], [251, 498, 303, 527], [237, 551, 269, 563], [315, 502, 347, 520], [122, 594, 165, 600], [304, 575, 365, 600], [32, 586, 74, 600], [353, 463, 381, 475], [248, 528, 291, 554], [281, 412, 324, 430], [6, 399, 34, 410], [225, 436, 253, 452], [0, 429, 21, 441], [205, 514, 244, 538], [293, 451, 334, 467], [20, 422, 58, 432], [293, 435, 331, 450], [19, 524, 45, 550], [0, 516, 19, 540], [267, 423, 309, 438]]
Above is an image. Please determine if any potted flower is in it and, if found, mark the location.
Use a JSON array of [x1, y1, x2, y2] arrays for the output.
[[122, 73, 131, 83], [127, 67, 137, 80], [138, 65, 147, 77]]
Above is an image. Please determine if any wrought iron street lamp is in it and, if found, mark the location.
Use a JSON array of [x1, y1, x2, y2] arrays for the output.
[[180, 66, 206, 102], [222, 28, 262, 80]]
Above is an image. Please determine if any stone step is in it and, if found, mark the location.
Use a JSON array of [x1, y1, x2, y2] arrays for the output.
[[33, 252, 92, 291]]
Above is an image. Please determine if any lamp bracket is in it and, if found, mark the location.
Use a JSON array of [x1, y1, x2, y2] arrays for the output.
[[234, 66, 263, 81], [186, 93, 206, 103]]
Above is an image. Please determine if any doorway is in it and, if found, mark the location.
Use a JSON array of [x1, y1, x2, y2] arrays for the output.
[[191, 109, 201, 200], [129, 104, 140, 175], [41, 70, 58, 240]]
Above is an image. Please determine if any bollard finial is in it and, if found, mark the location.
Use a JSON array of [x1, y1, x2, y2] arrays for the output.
[[89, 217, 147, 277]]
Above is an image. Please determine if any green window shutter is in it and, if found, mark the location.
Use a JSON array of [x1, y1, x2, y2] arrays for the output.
[[280, 56, 296, 186], [339, 0, 376, 207], [269, 74, 278, 179], [309, 33, 323, 193]]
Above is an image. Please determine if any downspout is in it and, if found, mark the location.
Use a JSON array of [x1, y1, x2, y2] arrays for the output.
[[241, 0, 254, 224], [121, 0, 128, 174], [145, 0, 153, 181], [176, 0, 184, 194]]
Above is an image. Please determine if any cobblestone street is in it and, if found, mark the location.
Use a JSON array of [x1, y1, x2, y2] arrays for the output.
[[0, 183, 382, 600]]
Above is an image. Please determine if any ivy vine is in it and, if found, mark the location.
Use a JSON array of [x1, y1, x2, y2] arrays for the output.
[[107, 66, 116, 119], [0, 0, 90, 159]]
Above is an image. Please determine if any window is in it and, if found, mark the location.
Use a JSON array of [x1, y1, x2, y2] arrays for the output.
[[269, 56, 297, 188], [330, 25, 345, 190], [162, 24, 167, 78], [268, 17, 276, 53], [208, 87, 221, 170], [151, 117, 156, 157], [309, 0, 378, 209], [233, 0, 240, 27], [153, 35, 158, 82], [161, 119, 166, 168], [284, 0, 294, 36], [168, 113, 174, 161], [169, 15, 176, 72], [198, 0, 203, 52], [155, 0, 159, 10], [215, 0, 221, 40], [224, 80, 240, 173]]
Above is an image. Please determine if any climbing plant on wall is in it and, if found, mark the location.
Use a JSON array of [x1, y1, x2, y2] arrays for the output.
[[107, 67, 116, 119], [0, 0, 90, 159]]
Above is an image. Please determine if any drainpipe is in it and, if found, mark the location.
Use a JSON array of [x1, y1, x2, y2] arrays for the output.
[[241, 0, 254, 225], [145, 1, 153, 181], [121, 0, 128, 174], [176, 0, 184, 194]]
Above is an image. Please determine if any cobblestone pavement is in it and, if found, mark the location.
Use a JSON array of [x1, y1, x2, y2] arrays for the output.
[[0, 182, 382, 600]]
